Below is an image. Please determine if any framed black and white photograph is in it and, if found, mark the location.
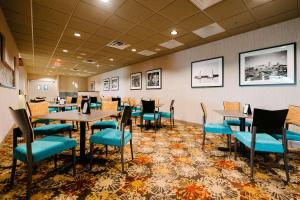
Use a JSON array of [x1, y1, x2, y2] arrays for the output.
[[130, 72, 142, 90], [103, 78, 110, 91], [239, 43, 296, 86], [90, 81, 95, 91], [191, 57, 224, 88], [146, 68, 161, 89], [111, 77, 119, 91]]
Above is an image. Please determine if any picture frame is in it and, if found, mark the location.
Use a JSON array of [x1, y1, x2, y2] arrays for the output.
[[146, 68, 162, 89], [111, 77, 119, 91], [103, 78, 110, 91], [130, 72, 142, 90], [90, 81, 95, 91], [239, 43, 296, 86], [191, 56, 224, 88]]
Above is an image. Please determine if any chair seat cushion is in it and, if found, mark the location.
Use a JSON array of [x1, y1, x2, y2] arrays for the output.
[[33, 124, 73, 135], [224, 119, 251, 127], [160, 112, 173, 118], [65, 106, 76, 111], [92, 120, 118, 130], [90, 103, 100, 109], [143, 113, 160, 121], [234, 132, 284, 153], [131, 111, 141, 117], [48, 107, 57, 113], [204, 123, 232, 134], [14, 136, 77, 163], [272, 130, 300, 141], [90, 128, 132, 147], [33, 119, 55, 124]]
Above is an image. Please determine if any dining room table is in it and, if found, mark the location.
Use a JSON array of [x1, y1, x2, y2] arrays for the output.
[[36, 110, 119, 161], [48, 103, 78, 112], [214, 110, 252, 131]]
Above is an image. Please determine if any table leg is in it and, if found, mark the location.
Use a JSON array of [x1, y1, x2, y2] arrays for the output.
[[239, 118, 246, 132], [80, 121, 86, 160]]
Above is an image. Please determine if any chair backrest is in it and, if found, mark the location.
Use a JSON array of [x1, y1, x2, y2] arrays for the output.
[[102, 96, 112, 101], [71, 97, 77, 103], [90, 96, 98, 103], [9, 107, 34, 162], [142, 100, 155, 113], [77, 96, 82, 105], [200, 102, 207, 124], [122, 97, 129, 104], [252, 108, 288, 134], [66, 96, 72, 104], [27, 101, 49, 120], [112, 97, 121, 107], [102, 101, 118, 112], [151, 98, 160, 106], [120, 106, 132, 129], [286, 105, 300, 126], [128, 98, 137, 107], [223, 101, 240, 111]]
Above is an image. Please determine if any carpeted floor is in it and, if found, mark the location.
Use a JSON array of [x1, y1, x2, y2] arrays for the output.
[[0, 120, 299, 199]]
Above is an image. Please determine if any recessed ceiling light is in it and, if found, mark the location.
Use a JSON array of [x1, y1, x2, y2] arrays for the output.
[[56, 58, 61, 62], [96, 64, 100, 67], [109, 58, 114, 61], [190, 0, 223, 10], [62, 49, 68, 53], [155, 48, 161, 51], [171, 30, 178, 35], [101, 0, 109, 2], [80, 53, 86, 56], [74, 32, 81, 37], [76, 56, 82, 59], [131, 48, 137, 52]]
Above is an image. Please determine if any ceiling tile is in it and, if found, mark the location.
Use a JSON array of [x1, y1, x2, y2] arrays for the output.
[[74, 1, 110, 25], [95, 26, 121, 40], [204, 0, 248, 21], [126, 25, 156, 40], [139, 14, 174, 32], [258, 9, 298, 26], [33, 0, 77, 14], [158, 0, 200, 23], [81, 0, 126, 13], [176, 32, 204, 44], [64, 28, 91, 41], [115, 0, 154, 23], [135, 0, 175, 11], [68, 17, 100, 33], [219, 12, 255, 30], [227, 22, 258, 36], [3, 11, 31, 26], [0, 0, 31, 15], [87, 35, 111, 46], [251, 0, 297, 20], [34, 19, 64, 34], [160, 25, 189, 38], [116, 34, 141, 45], [245, 0, 273, 8], [178, 12, 213, 31], [33, 4, 69, 25], [104, 15, 135, 33], [145, 34, 170, 45]]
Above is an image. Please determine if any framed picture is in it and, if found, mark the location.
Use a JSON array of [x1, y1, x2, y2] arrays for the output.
[[103, 78, 110, 91], [111, 77, 119, 91], [130, 72, 142, 90], [191, 56, 224, 88], [146, 68, 161, 89], [90, 81, 95, 91], [239, 43, 296, 86]]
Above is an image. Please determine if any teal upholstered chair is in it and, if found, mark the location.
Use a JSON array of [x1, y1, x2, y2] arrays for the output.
[[234, 108, 289, 182], [90, 97, 101, 109], [128, 98, 141, 124], [200, 103, 233, 152], [159, 100, 175, 128], [27, 101, 73, 137], [91, 101, 119, 134], [223, 101, 251, 131], [9, 107, 77, 199], [140, 100, 160, 132], [90, 106, 133, 172]]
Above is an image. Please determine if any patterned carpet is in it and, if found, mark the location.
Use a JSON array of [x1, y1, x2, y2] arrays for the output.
[[0, 120, 299, 199]]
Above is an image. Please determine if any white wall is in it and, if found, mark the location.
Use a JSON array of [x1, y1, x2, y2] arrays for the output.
[[0, 8, 21, 143], [89, 18, 300, 126]]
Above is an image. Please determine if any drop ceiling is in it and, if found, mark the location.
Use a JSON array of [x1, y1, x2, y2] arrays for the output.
[[0, 0, 299, 77]]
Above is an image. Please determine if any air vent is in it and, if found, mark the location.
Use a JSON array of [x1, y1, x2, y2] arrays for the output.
[[190, 0, 223, 10], [106, 40, 130, 50], [159, 40, 183, 49], [82, 59, 97, 64], [193, 23, 225, 38]]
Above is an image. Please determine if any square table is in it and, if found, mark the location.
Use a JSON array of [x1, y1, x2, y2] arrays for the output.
[[48, 103, 78, 112], [214, 110, 252, 131], [36, 110, 118, 160]]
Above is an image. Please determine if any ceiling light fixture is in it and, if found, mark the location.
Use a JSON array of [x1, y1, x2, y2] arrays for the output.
[[131, 48, 137, 52], [74, 32, 81, 37], [109, 58, 114, 61], [62, 49, 68, 53], [96, 64, 100, 67], [101, 0, 109, 2], [56, 58, 61, 62], [155, 48, 161, 51], [80, 53, 86, 56], [171, 30, 178, 35], [76, 56, 82, 59]]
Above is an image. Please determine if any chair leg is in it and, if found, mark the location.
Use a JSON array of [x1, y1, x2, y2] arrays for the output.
[[54, 154, 57, 169], [154, 120, 157, 133], [172, 117, 175, 127], [228, 135, 232, 155], [234, 138, 237, 160], [121, 146, 124, 173], [72, 148, 76, 176], [283, 152, 290, 183], [130, 139, 134, 160], [248, 126, 251, 132], [202, 130, 206, 151], [69, 130, 72, 138], [91, 128, 94, 135], [86, 122, 89, 130], [170, 117, 172, 129], [105, 145, 108, 157], [90, 143, 94, 170], [26, 163, 33, 199], [10, 158, 17, 186], [250, 147, 255, 181]]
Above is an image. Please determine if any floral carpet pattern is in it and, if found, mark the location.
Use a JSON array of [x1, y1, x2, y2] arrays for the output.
[[0, 121, 299, 199]]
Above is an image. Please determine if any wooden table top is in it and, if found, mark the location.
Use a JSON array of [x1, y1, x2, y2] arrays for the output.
[[48, 103, 78, 108], [136, 103, 164, 108], [214, 110, 252, 118], [36, 110, 118, 122]]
